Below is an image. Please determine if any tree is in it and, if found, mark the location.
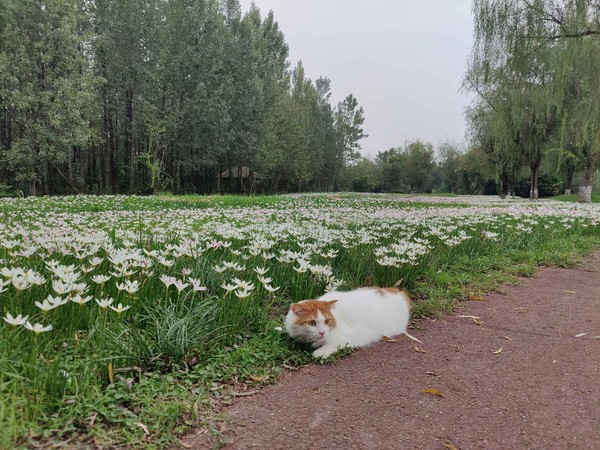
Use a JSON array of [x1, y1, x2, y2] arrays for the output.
[[466, 0, 600, 203], [0, 0, 99, 195], [437, 141, 464, 193], [334, 94, 367, 165]]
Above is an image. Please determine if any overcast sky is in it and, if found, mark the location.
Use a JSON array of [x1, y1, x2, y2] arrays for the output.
[[238, 0, 474, 157]]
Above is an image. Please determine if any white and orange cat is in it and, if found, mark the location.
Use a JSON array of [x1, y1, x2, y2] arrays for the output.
[[285, 287, 411, 358]]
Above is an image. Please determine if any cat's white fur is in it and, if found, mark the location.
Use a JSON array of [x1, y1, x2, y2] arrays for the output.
[[285, 287, 411, 358]]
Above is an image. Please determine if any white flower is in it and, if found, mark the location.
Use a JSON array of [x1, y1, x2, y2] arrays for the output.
[[95, 297, 114, 309], [71, 282, 89, 294], [254, 267, 269, 276], [116, 280, 140, 294], [293, 260, 309, 273], [213, 264, 226, 273], [156, 256, 175, 267], [3, 312, 29, 326], [189, 277, 207, 292], [234, 289, 252, 299], [221, 283, 237, 294], [173, 280, 189, 293], [91, 274, 111, 284], [12, 277, 31, 291], [0, 267, 18, 278], [24, 321, 53, 334], [53, 280, 73, 295], [26, 270, 46, 285], [258, 276, 273, 285], [160, 275, 176, 288], [35, 298, 61, 311], [46, 294, 69, 307], [263, 284, 280, 293], [109, 303, 131, 314], [89, 257, 103, 266], [71, 294, 93, 306]]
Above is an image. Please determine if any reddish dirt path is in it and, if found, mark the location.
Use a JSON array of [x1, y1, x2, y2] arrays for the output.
[[185, 252, 600, 449]]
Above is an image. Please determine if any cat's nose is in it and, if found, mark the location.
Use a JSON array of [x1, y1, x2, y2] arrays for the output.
[[318, 331, 325, 336]]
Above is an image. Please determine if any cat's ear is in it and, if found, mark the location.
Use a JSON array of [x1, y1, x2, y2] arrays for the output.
[[290, 303, 304, 315], [324, 300, 338, 308]]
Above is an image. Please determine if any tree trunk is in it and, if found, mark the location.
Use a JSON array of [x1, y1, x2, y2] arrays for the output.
[[577, 157, 595, 203], [126, 87, 136, 194], [529, 160, 541, 200], [50, 162, 82, 194], [564, 166, 574, 196]]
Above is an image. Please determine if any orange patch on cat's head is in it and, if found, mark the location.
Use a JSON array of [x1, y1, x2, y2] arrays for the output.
[[290, 300, 337, 327]]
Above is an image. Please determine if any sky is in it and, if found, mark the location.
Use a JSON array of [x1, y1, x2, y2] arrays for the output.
[[238, 0, 474, 158]]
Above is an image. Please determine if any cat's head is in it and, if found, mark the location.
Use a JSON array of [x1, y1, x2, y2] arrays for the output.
[[285, 300, 337, 343]]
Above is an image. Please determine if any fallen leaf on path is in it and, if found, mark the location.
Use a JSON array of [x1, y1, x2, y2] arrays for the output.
[[563, 290, 576, 294], [178, 440, 193, 449], [404, 332, 422, 344], [381, 335, 397, 342], [458, 315, 482, 325], [108, 361, 114, 384], [414, 346, 428, 354], [502, 336, 512, 341], [249, 375, 269, 382], [427, 371, 439, 377], [443, 443, 459, 450], [135, 422, 149, 435], [493, 347, 504, 354], [514, 307, 526, 312], [469, 295, 488, 301], [231, 390, 260, 397], [574, 333, 588, 338], [87, 413, 97, 427], [420, 388, 445, 398]]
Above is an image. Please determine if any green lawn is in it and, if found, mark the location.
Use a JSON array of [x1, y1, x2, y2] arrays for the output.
[[1, 193, 599, 448]]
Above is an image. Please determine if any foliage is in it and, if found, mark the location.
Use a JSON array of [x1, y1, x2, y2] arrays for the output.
[[464, 0, 600, 203], [0, 0, 367, 196]]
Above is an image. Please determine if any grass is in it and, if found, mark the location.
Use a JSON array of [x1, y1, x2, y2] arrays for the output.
[[548, 193, 600, 203], [0, 193, 599, 448]]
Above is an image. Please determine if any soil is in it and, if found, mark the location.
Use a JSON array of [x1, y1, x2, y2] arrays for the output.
[[183, 251, 600, 449]]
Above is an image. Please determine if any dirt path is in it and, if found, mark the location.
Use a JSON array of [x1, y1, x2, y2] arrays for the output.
[[185, 252, 600, 449]]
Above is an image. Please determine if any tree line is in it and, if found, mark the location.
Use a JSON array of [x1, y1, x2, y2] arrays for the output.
[[463, 0, 600, 203], [0, 0, 366, 196]]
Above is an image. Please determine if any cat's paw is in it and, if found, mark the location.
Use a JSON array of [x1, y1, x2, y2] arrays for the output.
[[312, 347, 335, 359]]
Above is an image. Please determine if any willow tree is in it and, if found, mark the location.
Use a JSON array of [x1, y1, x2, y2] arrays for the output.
[[466, 0, 600, 202], [555, 18, 600, 202]]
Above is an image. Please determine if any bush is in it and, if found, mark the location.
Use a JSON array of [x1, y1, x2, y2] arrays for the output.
[[515, 173, 562, 198]]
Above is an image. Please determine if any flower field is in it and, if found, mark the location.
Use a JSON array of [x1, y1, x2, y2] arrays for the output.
[[1, 193, 600, 447]]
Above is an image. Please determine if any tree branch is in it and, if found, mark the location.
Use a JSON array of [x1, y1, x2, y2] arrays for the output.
[[467, 78, 497, 111], [50, 162, 82, 195]]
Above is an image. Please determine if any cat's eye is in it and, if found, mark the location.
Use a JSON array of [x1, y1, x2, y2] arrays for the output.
[[324, 319, 330, 325], [308, 320, 316, 326]]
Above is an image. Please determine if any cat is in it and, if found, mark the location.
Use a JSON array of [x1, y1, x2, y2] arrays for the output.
[[285, 287, 411, 358]]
